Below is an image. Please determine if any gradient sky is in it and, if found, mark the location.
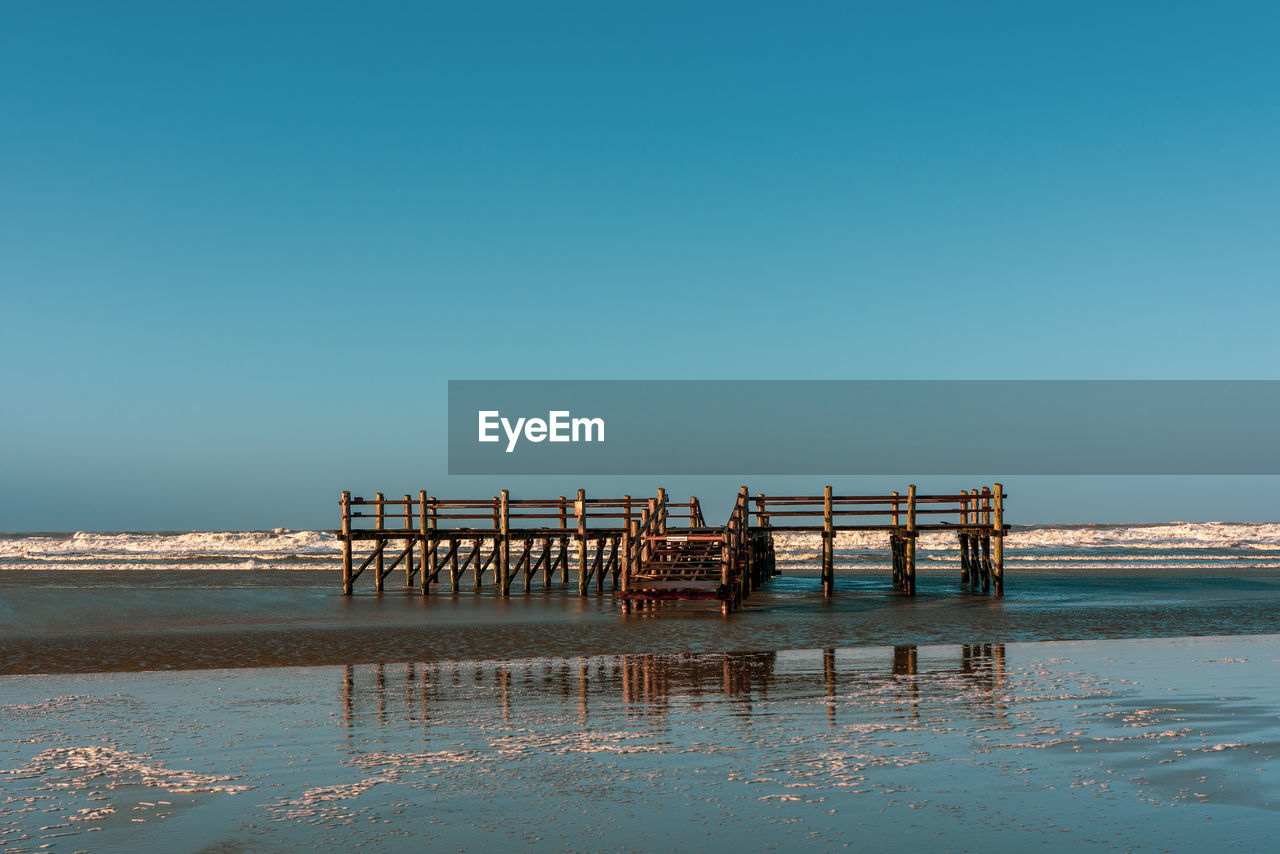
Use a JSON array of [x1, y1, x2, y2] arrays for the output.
[[3, 1, 1279, 529]]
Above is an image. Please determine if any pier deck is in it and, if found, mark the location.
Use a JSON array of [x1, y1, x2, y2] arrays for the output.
[[337, 484, 1007, 611]]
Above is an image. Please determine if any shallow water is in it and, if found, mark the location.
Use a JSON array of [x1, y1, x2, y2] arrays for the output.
[[1, 636, 1277, 852], [3, 539, 1279, 849], [2, 568, 1279, 674]]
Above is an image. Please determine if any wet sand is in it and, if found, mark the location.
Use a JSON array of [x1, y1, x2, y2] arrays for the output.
[[1, 636, 1277, 852], [2, 569, 1279, 850], [2, 568, 1279, 674]]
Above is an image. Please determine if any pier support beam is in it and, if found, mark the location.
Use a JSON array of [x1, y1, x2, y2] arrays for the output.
[[905, 484, 917, 596], [993, 483, 1004, 597], [423, 493, 435, 596], [341, 491, 352, 595], [822, 485, 834, 597], [576, 489, 588, 595], [499, 489, 510, 596], [559, 496, 569, 583], [374, 492, 385, 593]]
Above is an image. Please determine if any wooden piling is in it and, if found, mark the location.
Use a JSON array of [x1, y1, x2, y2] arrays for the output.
[[576, 489, 588, 595], [427, 494, 438, 595], [447, 533, 460, 592], [905, 484, 917, 596], [980, 487, 992, 592], [720, 525, 731, 616], [822, 485, 834, 597], [737, 485, 749, 601], [992, 483, 1004, 596], [619, 495, 631, 589], [621, 520, 635, 594], [374, 492, 385, 592], [499, 489, 510, 596], [643, 499, 655, 568], [559, 496, 569, 583], [341, 491, 353, 595], [404, 495, 414, 589], [417, 491, 429, 595]]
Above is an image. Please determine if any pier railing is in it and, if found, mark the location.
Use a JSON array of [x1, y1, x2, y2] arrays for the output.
[[619, 486, 775, 615], [750, 485, 1006, 595], [338, 485, 1006, 603], [339, 489, 703, 596], [342, 492, 702, 534]]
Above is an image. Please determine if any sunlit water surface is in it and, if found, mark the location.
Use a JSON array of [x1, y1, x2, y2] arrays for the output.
[[2, 636, 1278, 852]]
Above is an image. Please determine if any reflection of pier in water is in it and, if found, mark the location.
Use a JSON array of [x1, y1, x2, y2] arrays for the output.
[[341, 644, 1007, 729]]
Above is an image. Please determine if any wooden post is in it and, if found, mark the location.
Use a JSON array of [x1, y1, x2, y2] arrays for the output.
[[446, 528, 459, 593], [418, 491, 429, 595], [732, 514, 742, 606], [720, 528, 731, 616], [404, 495, 414, 589], [374, 492, 385, 593], [891, 491, 900, 526], [428, 495, 439, 594], [646, 498, 657, 569], [980, 487, 992, 592], [341, 491, 353, 595], [892, 535, 903, 588], [499, 489, 510, 596], [822, 485, 834, 597], [905, 484, 917, 596], [576, 489, 587, 596], [636, 505, 649, 596], [993, 483, 1004, 597], [959, 489, 970, 585], [737, 486, 749, 600], [559, 496, 568, 583], [621, 520, 634, 593], [621, 519, 635, 615], [656, 488, 666, 536]]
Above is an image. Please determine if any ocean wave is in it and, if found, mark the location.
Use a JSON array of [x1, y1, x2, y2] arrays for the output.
[[2, 521, 1279, 571], [0, 529, 339, 560], [770, 522, 1280, 552]]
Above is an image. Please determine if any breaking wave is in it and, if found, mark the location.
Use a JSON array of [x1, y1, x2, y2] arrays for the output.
[[2, 522, 1279, 572]]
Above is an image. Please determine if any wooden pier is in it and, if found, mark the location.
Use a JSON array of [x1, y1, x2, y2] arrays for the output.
[[337, 484, 1007, 610]]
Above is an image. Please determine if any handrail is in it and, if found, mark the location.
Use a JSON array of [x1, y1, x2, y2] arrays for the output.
[[339, 487, 1005, 534]]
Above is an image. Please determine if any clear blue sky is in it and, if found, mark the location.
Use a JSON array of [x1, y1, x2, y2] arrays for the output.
[[3, 1, 1279, 529]]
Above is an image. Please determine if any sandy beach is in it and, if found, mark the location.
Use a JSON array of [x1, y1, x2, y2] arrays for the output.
[[2, 634, 1277, 852], [3, 566, 1280, 674], [0, 556, 1278, 851], [3, 529, 1279, 850]]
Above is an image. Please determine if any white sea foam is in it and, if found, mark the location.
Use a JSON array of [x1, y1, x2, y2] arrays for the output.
[[2, 521, 1279, 571], [3, 746, 252, 794], [0, 529, 338, 558], [771, 522, 1280, 552]]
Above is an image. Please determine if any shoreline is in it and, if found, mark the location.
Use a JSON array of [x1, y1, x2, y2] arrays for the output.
[[3, 634, 1278, 851], [3, 567, 1278, 675]]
